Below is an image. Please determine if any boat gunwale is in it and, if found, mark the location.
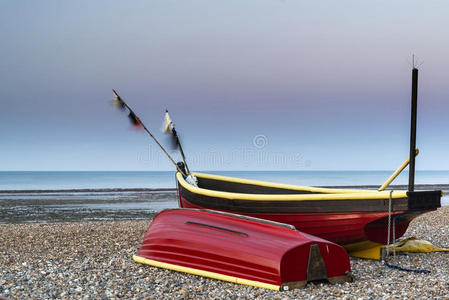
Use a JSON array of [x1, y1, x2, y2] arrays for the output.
[[159, 208, 297, 230], [133, 255, 281, 291], [177, 172, 408, 201]]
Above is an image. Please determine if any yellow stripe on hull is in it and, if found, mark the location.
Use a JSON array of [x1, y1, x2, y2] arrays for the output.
[[178, 172, 408, 201], [193, 172, 368, 194], [133, 255, 281, 291]]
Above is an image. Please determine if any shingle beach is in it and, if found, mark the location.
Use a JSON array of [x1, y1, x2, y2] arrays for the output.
[[2, 206, 449, 299]]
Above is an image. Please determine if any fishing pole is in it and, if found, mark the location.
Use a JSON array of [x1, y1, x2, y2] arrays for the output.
[[112, 89, 187, 177]]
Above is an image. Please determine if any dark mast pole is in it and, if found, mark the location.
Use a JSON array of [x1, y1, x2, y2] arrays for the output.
[[408, 67, 418, 192]]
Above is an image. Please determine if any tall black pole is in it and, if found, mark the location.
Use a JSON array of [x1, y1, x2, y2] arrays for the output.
[[408, 68, 418, 192]]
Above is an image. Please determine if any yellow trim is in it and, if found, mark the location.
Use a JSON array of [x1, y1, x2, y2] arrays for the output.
[[348, 243, 385, 260], [178, 173, 408, 201], [347, 237, 449, 260], [193, 172, 371, 194], [133, 255, 280, 291], [378, 149, 419, 191], [344, 240, 382, 253]]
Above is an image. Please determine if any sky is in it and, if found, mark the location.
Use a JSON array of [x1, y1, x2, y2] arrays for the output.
[[1, 0, 449, 171]]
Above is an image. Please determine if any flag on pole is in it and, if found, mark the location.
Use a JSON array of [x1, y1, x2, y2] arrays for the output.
[[159, 108, 194, 181], [109, 89, 190, 178], [162, 109, 179, 149], [112, 89, 142, 129], [162, 110, 173, 134], [128, 111, 142, 129], [112, 89, 126, 110]]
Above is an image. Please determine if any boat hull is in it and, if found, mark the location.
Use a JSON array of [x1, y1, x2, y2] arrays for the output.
[[179, 195, 416, 248], [177, 172, 441, 251], [134, 209, 352, 290]]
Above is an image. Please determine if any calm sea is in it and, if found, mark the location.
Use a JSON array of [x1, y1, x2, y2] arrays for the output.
[[1, 170, 449, 190], [1, 171, 447, 223]]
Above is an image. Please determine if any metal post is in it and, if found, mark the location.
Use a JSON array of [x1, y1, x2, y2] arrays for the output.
[[408, 68, 418, 192]]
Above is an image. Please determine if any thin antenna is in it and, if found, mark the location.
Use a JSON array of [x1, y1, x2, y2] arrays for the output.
[[408, 54, 424, 69]]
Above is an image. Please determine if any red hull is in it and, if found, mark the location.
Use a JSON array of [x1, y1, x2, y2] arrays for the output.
[[135, 209, 352, 290], [176, 172, 441, 252], [179, 195, 417, 247]]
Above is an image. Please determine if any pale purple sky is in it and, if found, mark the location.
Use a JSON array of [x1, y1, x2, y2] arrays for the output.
[[1, 1, 449, 170]]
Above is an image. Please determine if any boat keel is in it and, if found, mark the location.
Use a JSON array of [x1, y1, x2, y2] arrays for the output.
[[349, 244, 386, 260]]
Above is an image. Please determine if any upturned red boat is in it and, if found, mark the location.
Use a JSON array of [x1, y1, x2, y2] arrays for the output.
[[134, 208, 353, 290], [176, 171, 441, 257]]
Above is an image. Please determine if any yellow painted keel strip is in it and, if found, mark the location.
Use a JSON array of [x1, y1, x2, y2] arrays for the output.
[[133, 255, 281, 291], [348, 237, 449, 260], [349, 244, 385, 260]]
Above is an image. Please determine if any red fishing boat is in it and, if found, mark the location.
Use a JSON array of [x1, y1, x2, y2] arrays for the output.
[[173, 67, 441, 259], [134, 208, 353, 290], [117, 67, 440, 262], [176, 172, 441, 257]]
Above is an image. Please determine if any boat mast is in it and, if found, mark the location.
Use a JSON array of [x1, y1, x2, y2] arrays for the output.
[[408, 64, 418, 192]]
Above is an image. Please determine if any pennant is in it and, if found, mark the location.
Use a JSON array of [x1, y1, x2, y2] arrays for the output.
[[112, 89, 126, 110], [171, 127, 180, 146], [128, 111, 142, 129], [162, 110, 179, 149], [162, 110, 173, 134]]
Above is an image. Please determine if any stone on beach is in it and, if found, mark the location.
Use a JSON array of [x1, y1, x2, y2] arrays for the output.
[[1, 207, 449, 299]]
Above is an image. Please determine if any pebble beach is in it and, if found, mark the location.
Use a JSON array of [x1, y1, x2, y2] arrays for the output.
[[1, 207, 449, 299]]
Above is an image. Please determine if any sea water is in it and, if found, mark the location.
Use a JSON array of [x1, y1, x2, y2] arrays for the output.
[[1, 170, 449, 190], [1, 171, 447, 223]]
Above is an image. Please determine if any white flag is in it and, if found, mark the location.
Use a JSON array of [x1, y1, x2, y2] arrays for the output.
[[162, 110, 173, 134]]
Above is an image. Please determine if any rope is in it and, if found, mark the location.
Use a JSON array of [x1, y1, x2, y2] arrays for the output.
[[383, 190, 431, 274], [393, 211, 396, 260], [384, 262, 430, 274], [386, 190, 393, 257]]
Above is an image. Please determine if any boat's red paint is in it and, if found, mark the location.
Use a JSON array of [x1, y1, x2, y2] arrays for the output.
[[136, 209, 352, 288], [179, 195, 418, 247]]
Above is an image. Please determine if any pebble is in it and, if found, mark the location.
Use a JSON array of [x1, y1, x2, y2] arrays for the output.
[[1, 207, 449, 299]]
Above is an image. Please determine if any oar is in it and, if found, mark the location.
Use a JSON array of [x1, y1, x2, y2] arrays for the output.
[[378, 149, 419, 191], [112, 89, 187, 177]]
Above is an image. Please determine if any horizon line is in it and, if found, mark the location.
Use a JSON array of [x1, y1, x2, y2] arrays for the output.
[[1, 169, 449, 172]]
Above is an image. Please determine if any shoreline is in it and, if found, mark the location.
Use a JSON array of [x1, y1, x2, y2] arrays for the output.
[[0, 190, 178, 224], [1, 184, 447, 224], [1, 207, 449, 298]]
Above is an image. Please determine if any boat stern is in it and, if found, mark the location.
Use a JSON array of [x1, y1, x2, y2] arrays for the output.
[[407, 190, 442, 210]]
